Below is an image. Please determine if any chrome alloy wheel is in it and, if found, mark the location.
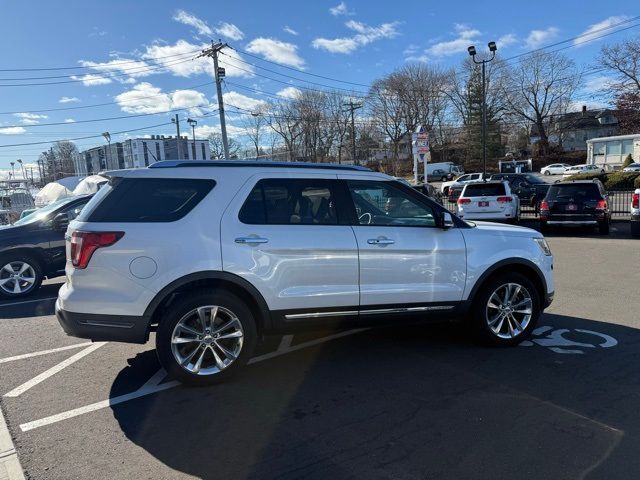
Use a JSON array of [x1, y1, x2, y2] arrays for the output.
[[170, 305, 244, 376], [0, 261, 36, 295], [486, 283, 533, 339]]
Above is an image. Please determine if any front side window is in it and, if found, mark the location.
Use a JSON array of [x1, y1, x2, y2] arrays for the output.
[[348, 181, 436, 227], [239, 179, 338, 225]]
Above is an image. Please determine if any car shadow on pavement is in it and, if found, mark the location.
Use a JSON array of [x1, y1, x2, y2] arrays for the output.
[[110, 314, 640, 479]]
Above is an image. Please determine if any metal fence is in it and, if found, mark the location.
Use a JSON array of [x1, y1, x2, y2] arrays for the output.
[[440, 189, 634, 219]]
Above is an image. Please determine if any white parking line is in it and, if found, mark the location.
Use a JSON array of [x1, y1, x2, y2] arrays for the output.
[[4, 343, 106, 398], [19, 329, 367, 432], [0, 297, 57, 308], [0, 343, 93, 365]]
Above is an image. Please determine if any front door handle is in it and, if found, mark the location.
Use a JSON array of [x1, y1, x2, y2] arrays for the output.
[[367, 238, 395, 245], [235, 236, 269, 245]]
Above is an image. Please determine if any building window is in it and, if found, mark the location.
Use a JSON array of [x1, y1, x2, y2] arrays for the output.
[[607, 141, 621, 155], [156, 143, 161, 161], [143, 142, 149, 166], [622, 139, 634, 156], [593, 142, 605, 156], [201, 143, 206, 160]]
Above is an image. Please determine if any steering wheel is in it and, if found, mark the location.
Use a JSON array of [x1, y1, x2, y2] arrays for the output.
[[359, 212, 372, 225]]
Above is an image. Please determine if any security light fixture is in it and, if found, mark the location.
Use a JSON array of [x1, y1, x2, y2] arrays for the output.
[[488, 41, 497, 52], [467, 45, 477, 56]]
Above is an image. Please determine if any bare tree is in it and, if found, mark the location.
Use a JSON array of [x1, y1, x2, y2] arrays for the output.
[[52, 141, 79, 178], [208, 133, 240, 159], [368, 79, 405, 175], [242, 105, 267, 158], [501, 51, 580, 156], [265, 100, 303, 161]]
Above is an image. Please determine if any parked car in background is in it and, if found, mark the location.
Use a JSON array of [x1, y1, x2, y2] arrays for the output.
[[0, 195, 92, 298], [56, 160, 554, 385], [622, 163, 640, 173], [429, 169, 454, 182], [631, 188, 640, 238], [540, 163, 570, 175], [489, 173, 551, 209], [457, 181, 520, 223], [441, 172, 485, 195], [539, 179, 610, 234], [562, 164, 605, 179]]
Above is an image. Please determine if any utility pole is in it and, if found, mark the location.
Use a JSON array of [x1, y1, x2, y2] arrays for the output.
[[187, 118, 198, 159], [171, 114, 182, 159], [343, 101, 362, 165], [199, 41, 230, 160]]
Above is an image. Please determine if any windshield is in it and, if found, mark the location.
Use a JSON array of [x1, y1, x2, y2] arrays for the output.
[[12, 197, 76, 226]]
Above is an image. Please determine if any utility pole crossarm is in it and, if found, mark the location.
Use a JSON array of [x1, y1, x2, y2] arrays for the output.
[[198, 41, 230, 160]]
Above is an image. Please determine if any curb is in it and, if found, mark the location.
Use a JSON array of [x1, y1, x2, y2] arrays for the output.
[[0, 405, 25, 480]]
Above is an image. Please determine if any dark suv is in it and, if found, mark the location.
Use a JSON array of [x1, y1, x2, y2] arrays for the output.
[[489, 173, 550, 209], [0, 195, 91, 298], [539, 180, 611, 234]]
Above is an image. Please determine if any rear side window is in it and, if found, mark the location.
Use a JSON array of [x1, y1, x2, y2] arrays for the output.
[[464, 183, 506, 197], [239, 179, 339, 225], [546, 184, 601, 201], [84, 177, 215, 222]]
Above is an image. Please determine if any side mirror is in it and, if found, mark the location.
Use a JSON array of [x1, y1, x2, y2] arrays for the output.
[[441, 212, 454, 229], [52, 212, 69, 231]]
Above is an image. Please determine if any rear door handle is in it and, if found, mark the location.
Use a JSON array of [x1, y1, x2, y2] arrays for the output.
[[235, 236, 269, 244], [367, 238, 395, 245]]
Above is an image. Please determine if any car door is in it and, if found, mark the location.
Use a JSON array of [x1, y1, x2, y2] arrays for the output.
[[220, 174, 360, 319], [341, 177, 467, 309]]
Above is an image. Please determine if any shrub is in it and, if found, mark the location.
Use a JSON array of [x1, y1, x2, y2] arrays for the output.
[[622, 154, 634, 169], [567, 171, 640, 190]]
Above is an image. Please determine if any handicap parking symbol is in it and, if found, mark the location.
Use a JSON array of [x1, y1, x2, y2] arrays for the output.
[[520, 325, 618, 354]]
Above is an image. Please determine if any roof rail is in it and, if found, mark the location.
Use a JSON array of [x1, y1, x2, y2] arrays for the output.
[[148, 160, 371, 171]]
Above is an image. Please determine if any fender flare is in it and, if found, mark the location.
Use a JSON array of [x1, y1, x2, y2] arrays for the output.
[[143, 271, 272, 329], [467, 258, 548, 305]]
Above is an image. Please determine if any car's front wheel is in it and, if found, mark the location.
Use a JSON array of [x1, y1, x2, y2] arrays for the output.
[[156, 289, 257, 386], [544, 170, 551, 175], [0, 254, 43, 298], [470, 272, 541, 346]]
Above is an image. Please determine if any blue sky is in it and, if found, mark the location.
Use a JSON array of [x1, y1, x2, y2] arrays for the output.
[[0, 0, 636, 173]]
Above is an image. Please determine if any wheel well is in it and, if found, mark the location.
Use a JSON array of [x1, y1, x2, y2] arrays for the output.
[[0, 248, 46, 270], [148, 278, 268, 336], [471, 263, 545, 306]]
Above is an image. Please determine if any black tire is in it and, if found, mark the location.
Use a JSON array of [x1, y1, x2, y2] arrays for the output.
[[441, 176, 447, 182], [631, 221, 640, 239], [544, 170, 551, 176], [0, 253, 43, 298], [469, 272, 541, 347], [156, 289, 258, 386], [598, 220, 609, 235]]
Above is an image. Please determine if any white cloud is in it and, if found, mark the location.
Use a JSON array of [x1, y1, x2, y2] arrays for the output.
[[246, 38, 305, 68], [173, 10, 212, 36], [217, 22, 244, 41], [223, 91, 268, 111], [329, 2, 353, 16], [575, 15, 629, 46], [64, 118, 75, 123], [426, 24, 481, 57], [70, 74, 112, 86], [498, 33, 518, 48], [277, 87, 302, 99], [312, 20, 399, 54], [114, 82, 209, 114], [59, 96, 80, 103], [0, 126, 26, 135], [13, 112, 48, 125], [172, 10, 244, 41], [582, 75, 616, 93], [525, 27, 559, 49], [283, 26, 298, 36], [142, 40, 253, 78], [78, 58, 152, 83], [194, 125, 220, 138]]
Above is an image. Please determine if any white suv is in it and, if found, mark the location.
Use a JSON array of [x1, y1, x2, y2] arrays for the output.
[[56, 161, 554, 385], [457, 181, 520, 223]]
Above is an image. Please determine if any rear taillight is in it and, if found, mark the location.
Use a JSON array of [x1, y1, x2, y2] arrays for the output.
[[457, 197, 471, 205], [633, 193, 639, 209], [539, 200, 550, 220], [497, 196, 513, 203], [70, 231, 124, 269], [540, 200, 549, 211], [596, 199, 607, 210]]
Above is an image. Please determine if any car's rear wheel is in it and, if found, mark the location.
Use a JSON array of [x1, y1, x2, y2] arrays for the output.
[[0, 254, 43, 298], [544, 170, 551, 176], [470, 272, 541, 346], [156, 289, 257, 386]]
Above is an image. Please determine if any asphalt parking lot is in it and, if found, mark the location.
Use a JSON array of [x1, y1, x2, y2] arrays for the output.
[[1, 221, 639, 480]]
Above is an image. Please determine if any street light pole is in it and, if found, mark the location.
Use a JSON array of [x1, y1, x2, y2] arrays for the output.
[[102, 132, 111, 171], [187, 118, 198, 159], [9, 162, 14, 180], [468, 41, 497, 178], [171, 115, 183, 159]]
